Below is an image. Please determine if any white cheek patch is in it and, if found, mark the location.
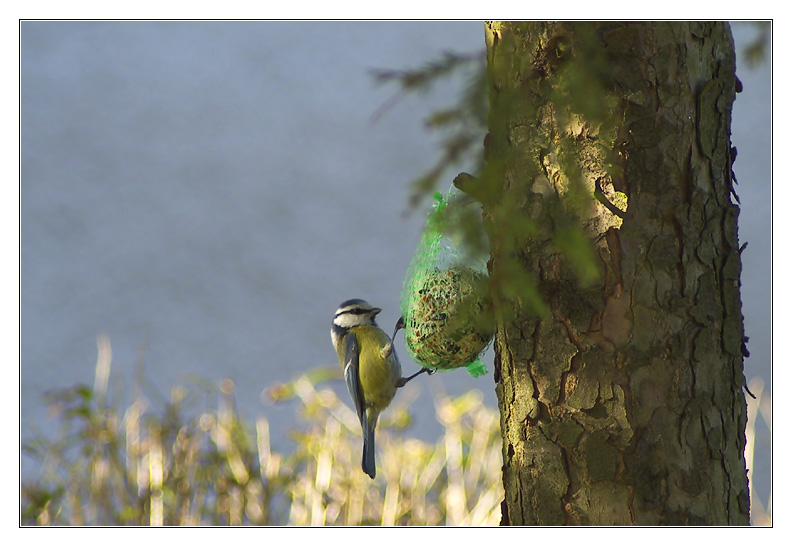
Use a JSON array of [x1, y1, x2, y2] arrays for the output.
[[334, 310, 372, 329], [333, 313, 358, 328]]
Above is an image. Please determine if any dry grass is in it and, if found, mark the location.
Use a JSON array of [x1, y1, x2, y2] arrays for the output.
[[745, 376, 772, 526], [21, 337, 503, 526]]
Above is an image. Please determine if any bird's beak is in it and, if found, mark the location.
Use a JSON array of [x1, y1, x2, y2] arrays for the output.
[[372, 307, 382, 316]]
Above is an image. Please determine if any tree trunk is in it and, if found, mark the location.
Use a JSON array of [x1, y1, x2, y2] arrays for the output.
[[483, 21, 750, 525]]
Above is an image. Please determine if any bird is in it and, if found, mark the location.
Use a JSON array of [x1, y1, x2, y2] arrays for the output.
[[331, 299, 431, 479]]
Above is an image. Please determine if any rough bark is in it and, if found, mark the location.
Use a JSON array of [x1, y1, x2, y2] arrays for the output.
[[483, 21, 749, 526]]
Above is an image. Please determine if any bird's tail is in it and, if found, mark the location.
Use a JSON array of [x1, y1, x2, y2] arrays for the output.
[[361, 415, 377, 479]]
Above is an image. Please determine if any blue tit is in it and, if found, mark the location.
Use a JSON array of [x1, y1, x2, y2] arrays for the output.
[[331, 299, 432, 479]]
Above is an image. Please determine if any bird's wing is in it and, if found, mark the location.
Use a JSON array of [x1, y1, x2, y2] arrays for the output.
[[344, 333, 365, 426]]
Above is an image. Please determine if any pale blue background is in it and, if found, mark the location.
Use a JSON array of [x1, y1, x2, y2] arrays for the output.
[[20, 21, 771, 508]]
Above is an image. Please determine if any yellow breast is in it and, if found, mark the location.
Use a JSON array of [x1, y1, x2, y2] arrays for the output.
[[344, 326, 401, 410]]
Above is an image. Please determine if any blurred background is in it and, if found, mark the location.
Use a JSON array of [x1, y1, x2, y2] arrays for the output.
[[20, 21, 771, 521]]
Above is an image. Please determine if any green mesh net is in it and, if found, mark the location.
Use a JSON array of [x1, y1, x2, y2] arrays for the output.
[[399, 189, 494, 378]]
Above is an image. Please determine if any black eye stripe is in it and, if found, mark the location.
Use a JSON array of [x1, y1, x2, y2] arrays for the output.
[[336, 307, 369, 318]]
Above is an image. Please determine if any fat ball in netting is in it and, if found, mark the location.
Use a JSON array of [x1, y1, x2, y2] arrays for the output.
[[398, 189, 494, 377]]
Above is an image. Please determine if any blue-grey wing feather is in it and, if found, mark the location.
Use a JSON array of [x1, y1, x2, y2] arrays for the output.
[[344, 333, 365, 425], [344, 332, 376, 479]]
